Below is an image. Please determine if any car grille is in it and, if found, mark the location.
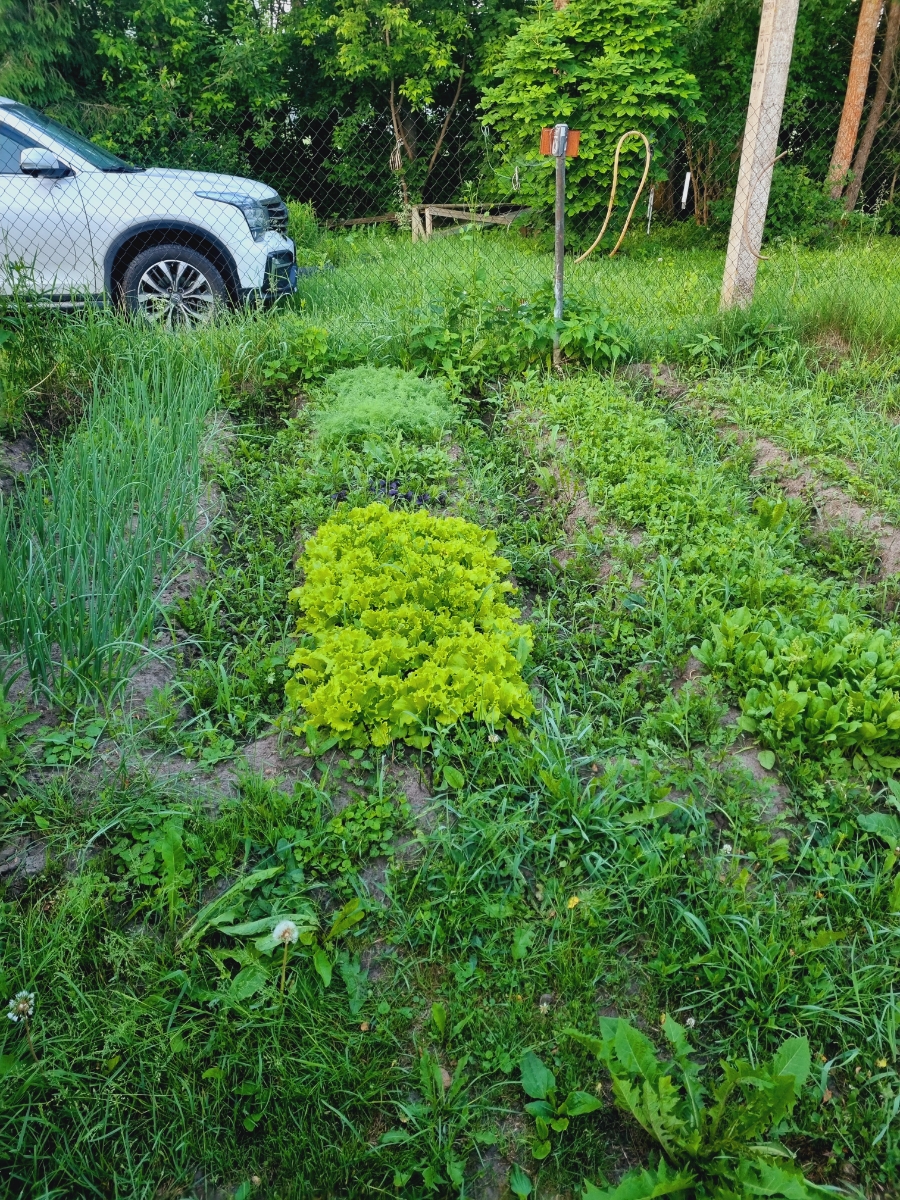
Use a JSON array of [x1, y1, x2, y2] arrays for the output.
[[265, 199, 289, 234]]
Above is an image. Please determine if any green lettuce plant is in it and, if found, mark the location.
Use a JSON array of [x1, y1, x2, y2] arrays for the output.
[[567, 1017, 824, 1200], [285, 502, 534, 748]]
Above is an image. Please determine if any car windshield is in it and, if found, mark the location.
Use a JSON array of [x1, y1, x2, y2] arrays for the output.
[[3, 105, 140, 171]]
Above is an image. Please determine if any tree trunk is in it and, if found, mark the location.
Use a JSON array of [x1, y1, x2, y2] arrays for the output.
[[828, 0, 883, 198], [425, 70, 464, 184], [845, 1, 900, 211], [721, 0, 801, 309]]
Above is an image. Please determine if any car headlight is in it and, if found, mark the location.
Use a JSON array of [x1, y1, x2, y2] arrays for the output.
[[195, 191, 268, 241]]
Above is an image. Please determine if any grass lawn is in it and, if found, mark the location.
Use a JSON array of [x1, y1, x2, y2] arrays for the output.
[[2, 233, 900, 1199]]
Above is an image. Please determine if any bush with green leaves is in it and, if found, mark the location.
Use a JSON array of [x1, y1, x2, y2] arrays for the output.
[[697, 606, 900, 780], [481, 0, 700, 219], [568, 1017, 821, 1199], [408, 283, 631, 391], [710, 163, 846, 247], [285, 502, 534, 748], [312, 367, 454, 446]]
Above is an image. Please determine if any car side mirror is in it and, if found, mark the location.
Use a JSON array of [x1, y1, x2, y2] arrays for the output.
[[20, 147, 71, 179]]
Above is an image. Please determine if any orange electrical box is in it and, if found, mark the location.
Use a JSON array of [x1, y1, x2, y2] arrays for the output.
[[540, 128, 580, 156]]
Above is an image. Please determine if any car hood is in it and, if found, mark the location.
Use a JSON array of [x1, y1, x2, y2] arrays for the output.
[[138, 168, 279, 199]]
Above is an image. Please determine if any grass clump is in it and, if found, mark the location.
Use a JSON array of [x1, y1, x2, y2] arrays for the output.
[[285, 502, 534, 748], [312, 366, 453, 445]]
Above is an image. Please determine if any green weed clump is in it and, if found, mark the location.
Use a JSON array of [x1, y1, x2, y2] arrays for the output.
[[312, 366, 453, 445], [286, 502, 534, 748], [571, 1018, 820, 1199]]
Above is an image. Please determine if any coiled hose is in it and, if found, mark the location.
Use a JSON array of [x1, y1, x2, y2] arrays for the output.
[[574, 130, 653, 264]]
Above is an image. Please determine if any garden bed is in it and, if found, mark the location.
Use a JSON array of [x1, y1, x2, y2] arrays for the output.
[[2, 245, 900, 1198]]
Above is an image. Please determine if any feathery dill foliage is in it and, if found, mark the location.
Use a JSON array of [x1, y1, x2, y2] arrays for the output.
[[0, 359, 216, 701], [286, 502, 534, 748], [311, 366, 454, 445]]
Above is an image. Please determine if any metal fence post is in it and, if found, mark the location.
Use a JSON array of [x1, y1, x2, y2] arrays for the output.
[[552, 123, 569, 368]]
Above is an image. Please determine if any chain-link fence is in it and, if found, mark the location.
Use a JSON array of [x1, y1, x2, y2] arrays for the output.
[[2, 92, 900, 339]]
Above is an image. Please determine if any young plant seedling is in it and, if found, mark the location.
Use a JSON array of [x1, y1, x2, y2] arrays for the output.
[[518, 1050, 602, 1160]]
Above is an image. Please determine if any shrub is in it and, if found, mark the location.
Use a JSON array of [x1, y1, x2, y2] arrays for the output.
[[285, 503, 534, 748], [408, 283, 631, 391], [312, 366, 453, 445], [481, 0, 699, 219]]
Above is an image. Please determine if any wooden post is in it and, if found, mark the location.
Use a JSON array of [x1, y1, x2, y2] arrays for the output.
[[828, 0, 883, 198], [552, 123, 569, 368], [721, 0, 801, 310], [410, 206, 425, 242]]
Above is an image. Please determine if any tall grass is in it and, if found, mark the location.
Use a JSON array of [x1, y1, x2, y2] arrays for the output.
[[0, 357, 217, 702], [292, 224, 900, 357]]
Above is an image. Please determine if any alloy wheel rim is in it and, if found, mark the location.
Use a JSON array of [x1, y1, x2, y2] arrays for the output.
[[135, 259, 217, 327]]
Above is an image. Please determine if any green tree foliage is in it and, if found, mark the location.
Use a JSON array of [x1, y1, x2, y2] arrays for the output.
[[0, 0, 101, 108], [86, 0, 303, 168], [481, 0, 700, 218], [292, 0, 526, 203]]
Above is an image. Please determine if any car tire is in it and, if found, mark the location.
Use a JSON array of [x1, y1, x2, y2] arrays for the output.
[[121, 243, 229, 328]]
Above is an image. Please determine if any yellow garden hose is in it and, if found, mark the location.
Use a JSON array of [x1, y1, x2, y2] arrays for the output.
[[574, 130, 653, 264]]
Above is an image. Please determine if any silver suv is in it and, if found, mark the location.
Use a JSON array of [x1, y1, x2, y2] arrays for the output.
[[0, 98, 297, 325]]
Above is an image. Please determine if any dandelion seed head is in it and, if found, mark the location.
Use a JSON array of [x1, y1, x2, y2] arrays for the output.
[[685, 1017, 696, 1028], [273, 919, 299, 945], [7, 991, 35, 1022]]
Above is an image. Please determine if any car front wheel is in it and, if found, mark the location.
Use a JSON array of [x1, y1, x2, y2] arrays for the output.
[[121, 243, 228, 328]]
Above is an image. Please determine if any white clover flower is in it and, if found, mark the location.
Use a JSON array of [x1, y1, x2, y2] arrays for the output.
[[722, 843, 733, 855], [7, 991, 35, 1022], [273, 919, 299, 946], [685, 1016, 696, 1029]]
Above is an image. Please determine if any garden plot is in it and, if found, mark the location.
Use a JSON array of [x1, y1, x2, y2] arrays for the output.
[[2, 303, 900, 1199]]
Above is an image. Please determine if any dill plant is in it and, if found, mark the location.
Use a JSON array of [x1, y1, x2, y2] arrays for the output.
[[312, 366, 453, 446], [285, 502, 534, 748]]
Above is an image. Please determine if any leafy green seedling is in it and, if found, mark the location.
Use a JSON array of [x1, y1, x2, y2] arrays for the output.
[[859, 810, 900, 910], [518, 1051, 601, 1160], [0, 694, 38, 781], [431, 1001, 447, 1038], [508, 1163, 533, 1198]]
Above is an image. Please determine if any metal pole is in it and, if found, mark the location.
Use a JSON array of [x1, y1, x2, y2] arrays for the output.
[[721, 0, 800, 309], [553, 122, 568, 368]]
